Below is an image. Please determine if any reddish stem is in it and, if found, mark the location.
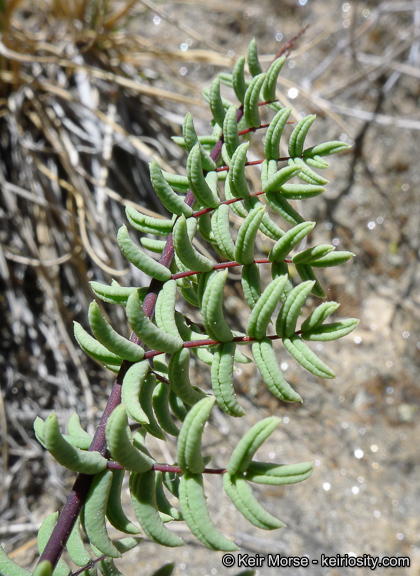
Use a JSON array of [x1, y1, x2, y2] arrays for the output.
[[172, 257, 292, 280]]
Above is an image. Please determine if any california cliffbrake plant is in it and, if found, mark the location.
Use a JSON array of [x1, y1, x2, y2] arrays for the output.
[[0, 37, 359, 576]]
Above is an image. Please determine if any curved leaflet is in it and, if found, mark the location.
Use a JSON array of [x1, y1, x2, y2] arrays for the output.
[[278, 182, 325, 199], [303, 140, 350, 158], [295, 263, 326, 298], [169, 389, 189, 422], [252, 339, 302, 403], [43, 412, 107, 474], [244, 195, 285, 241], [300, 301, 340, 332], [179, 473, 238, 551], [155, 471, 182, 520], [117, 225, 172, 282], [67, 412, 92, 441], [201, 269, 234, 342], [126, 289, 183, 353], [276, 280, 315, 338], [235, 205, 265, 265], [129, 470, 184, 547], [149, 160, 193, 217], [121, 360, 149, 424], [66, 518, 92, 567], [265, 191, 305, 226], [244, 73, 265, 128], [0, 546, 31, 576], [262, 164, 302, 194], [241, 263, 262, 309], [83, 469, 121, 558], [155, 280, 183, 340], [247, 275, 288, 340], [74, 321, 122, 370], [106, 468, 140, 534], [90, 281, 141, 306], [168, 348, 207, 406], [211, 342, 245, 417], [223, 473, 285, 530], [302, 319, 359, 341], [173, 215, 214, 272], [125, 205, 174, 236], [162, 170, 194, 192], [292, 244, 335, 265], [141, 237, 166, 253], [228, 142, 250, 199], [264, 107, 292, 160], [245, 460, 314, 486], [247, 38, 263, 77], [310, 250, 355, 267], [182, 113, 216, 172], [153, 381, 180, 437], [211, 204, 236, 261], [283, 334, 335, 378], [232, 55, 247, 103], [88, 301, 145, 363], [177, 396, 215, 474], [289, 157, 329, 186], [139, 373, 166, 441], [262, 56, 286, 102], [223, 105, 240, 158], [187, 144, 220, 209], [288, 115, 316, 158], [227, 416, 281, 476], [209, 77, 226, 127], [106, 404, 154, 472], [269, 221, 315, 263]]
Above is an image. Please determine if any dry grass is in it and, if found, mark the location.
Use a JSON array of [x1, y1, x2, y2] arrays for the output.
[[1, 1, 420, 572]]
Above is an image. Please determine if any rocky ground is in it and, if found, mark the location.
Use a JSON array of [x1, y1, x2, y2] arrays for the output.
[[2, 1, 420, 575]]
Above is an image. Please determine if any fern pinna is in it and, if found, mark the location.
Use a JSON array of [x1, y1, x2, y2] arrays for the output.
[[0, 38, 358, 576]]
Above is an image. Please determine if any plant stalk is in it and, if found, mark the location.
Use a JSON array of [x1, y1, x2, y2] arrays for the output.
[[36, 30, 307, 571]]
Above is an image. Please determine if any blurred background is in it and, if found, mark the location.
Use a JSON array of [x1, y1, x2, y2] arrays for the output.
[[0, 0, 419, 574]]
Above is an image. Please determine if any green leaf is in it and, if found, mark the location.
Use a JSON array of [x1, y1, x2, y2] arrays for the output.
[[310, 250, 355, 267], [300, 301, 340, 332], [302, 319, 359, 341], [264, 107, 292, 160], [177, 397, 215, 474], [303, 140, 350, 158], [117, 225, 172, 282], [288, 115, 316, 158], [150, 160, 193, 217], [223, 105, 241, 158], [228, 142, 250, 199], [292, 244, 335, 265], [262, 56, 286, 101], [227, 416, 281, 475], [269, 221, 315, 263], [88, 301, 145, 363], [173, 215, 214, 272], [209, 76, 226, 127], [232, 55, 247, 103], [282, 334, 335, 379], [244, 73, 265, 128], [126, 205, 174, 235], [247, 38, 263, 77], [187, 144, 220, 209], [245, 460, 314, 485]]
